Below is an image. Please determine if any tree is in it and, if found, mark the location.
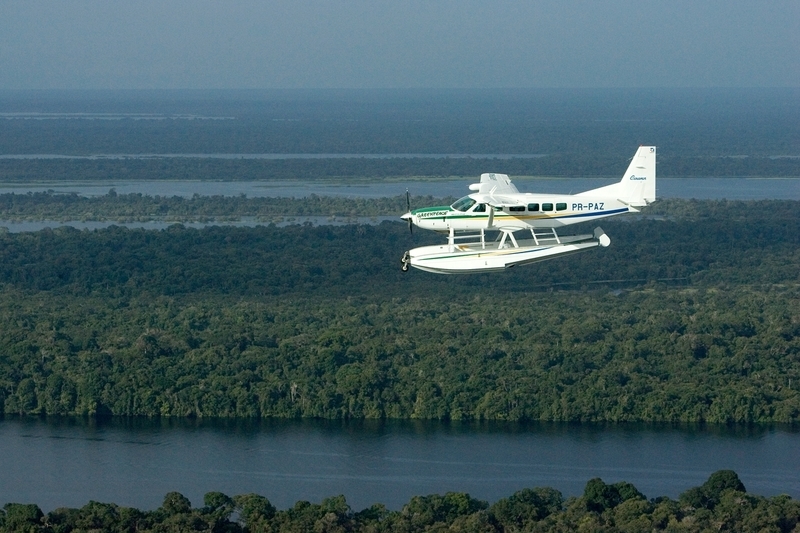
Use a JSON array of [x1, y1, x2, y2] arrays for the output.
[[680, 470, 747, 510], [2, 503, 44, 531], [490, 487, 564, 529]]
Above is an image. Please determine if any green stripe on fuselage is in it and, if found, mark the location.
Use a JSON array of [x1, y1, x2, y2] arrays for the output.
[[444, 213, 547, 220]]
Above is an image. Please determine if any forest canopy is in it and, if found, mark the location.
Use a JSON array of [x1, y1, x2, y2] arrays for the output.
[[1, 470, 798, 533], [0, 199, 798, 423]]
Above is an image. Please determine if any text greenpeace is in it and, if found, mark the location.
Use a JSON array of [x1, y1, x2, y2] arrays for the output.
[[418, 211, 449, 219]]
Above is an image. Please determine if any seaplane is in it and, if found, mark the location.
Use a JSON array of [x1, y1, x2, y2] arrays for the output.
[[400, 146, 656, 274]]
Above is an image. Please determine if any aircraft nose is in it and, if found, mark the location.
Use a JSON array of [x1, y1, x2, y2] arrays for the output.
[[401, 212, 412, 221]]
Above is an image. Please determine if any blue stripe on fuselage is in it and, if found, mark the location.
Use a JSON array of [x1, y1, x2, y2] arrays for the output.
[[553, 207, 629, 219]]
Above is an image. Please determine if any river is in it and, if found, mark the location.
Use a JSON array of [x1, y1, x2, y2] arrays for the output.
[[1, 418, 797, 512]]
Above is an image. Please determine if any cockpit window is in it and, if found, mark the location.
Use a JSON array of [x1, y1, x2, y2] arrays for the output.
[[473, 203, 486, 212], [451, 196, 477, 212]]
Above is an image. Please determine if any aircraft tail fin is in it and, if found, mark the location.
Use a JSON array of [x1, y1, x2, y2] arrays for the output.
[[577, 146, 656, 206]]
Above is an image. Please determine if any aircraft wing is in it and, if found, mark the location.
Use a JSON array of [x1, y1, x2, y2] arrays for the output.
[[467, 173, 522, 206], [468, 192, 525, 207], [470, 173, 519, 194]]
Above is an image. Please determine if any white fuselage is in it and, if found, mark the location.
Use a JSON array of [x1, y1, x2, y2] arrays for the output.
[[407, 194, 634, 233], [403, 146, 656, 234]]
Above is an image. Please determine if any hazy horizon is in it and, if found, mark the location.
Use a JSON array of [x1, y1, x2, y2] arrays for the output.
[[1, 1, 797, 90]]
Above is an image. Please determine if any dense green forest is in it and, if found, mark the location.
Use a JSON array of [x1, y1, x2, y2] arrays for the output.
[[0, 190, 422, 222], [0, 192, 795, 224], [0, 199, 798, 422], [2, 470, 799, 532]]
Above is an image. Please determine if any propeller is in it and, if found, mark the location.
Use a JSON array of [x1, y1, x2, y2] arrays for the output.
[[405, 188, 413, 234]]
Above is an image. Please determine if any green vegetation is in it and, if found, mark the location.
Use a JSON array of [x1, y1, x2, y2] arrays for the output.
[[2, 471, 798, 532], [0, 190, 438, 222], [0, 199, 798, 422], [1, 285, 798, 422]]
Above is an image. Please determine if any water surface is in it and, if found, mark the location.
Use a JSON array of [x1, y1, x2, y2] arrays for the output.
[[1, 418, 797, 512]]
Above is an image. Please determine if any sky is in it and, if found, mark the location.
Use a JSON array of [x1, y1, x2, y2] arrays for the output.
[[1, 0, 798, 90]]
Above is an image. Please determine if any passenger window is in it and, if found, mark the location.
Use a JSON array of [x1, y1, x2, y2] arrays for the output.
[[509, 206, 525, 212], [542, 203, 553, 212], [556, 202, 567, 211], [527, 203, 539, 212]]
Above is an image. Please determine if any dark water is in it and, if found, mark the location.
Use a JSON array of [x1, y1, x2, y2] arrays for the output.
[[1, 417, 797, 512]]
